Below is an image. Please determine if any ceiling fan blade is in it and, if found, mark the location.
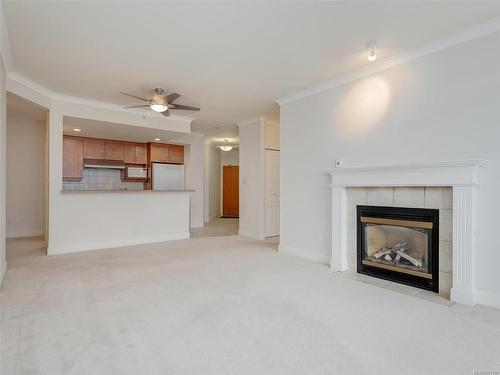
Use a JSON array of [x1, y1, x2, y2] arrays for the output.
[[123, 105, 150, 109], [165, 93, 180, 103], [161, 110, 170, 117], [171, 104, 200, 111], [120, 92, 150, 102]]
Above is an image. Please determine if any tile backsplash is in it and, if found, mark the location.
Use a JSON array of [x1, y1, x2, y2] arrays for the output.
[[63, 168, 144, 191]]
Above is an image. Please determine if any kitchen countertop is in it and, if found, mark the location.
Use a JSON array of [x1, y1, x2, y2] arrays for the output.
[[61, 189, 194, 193]]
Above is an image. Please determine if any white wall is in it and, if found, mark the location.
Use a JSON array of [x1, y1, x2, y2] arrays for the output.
[[171, 133, 205, 228], [279, 32, 500, 307], [0, 3, 9, 283], [48, 191, 190, 254], [264, 120, 280, 150], [238, 119, 265, 239], [6, 111, 46, 237], [206, 143, 221, 221], [220, 148, 239, 166]]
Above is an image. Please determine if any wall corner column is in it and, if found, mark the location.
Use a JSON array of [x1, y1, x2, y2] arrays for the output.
[[331, 185, 347, 272], [450, 185, 476, 305], [46, 103, 63, 254]]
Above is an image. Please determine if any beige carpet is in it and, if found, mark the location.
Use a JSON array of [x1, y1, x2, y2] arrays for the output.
[[1, 235, 500, 375]]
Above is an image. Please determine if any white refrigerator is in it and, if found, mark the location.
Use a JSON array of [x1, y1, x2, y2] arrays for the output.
[[152, 163, 185, 190]]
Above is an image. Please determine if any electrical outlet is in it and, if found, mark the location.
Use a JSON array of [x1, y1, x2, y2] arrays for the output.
[[335, 160, 343, 168]]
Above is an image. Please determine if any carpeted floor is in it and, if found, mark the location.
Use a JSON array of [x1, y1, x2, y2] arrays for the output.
[[1, 235, 500, 375]]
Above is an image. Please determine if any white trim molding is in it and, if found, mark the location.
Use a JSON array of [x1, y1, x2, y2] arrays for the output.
[[276, 17, 500, 106], [330, 160, 486, 306], [47, 232, 190, 255], [238, 230, 265, 241], [0, 260, 6, 287], [279, 244, 330, 265]]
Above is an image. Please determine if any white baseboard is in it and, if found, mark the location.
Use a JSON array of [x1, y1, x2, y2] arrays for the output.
[[7, 229, 44, 239], [278, 244, 330, 265], [0, 260, 7, 287], [238, 230, 265, 240], [450, 288, 476, 306], [47, 232, 191, 255], [475, 290, 500, 310]]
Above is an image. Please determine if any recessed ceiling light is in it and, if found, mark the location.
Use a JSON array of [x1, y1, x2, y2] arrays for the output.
[[73, 128, 81, 132], [154, 138, 161, 141]]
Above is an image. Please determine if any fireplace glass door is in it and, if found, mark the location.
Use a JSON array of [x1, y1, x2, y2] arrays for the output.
[[357, 206, 439, 292]]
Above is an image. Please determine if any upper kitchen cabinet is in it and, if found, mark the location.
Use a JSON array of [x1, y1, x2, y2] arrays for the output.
[[83, 138, 124, 160], [150, 143, 168, 163], [83, 138, 105, 159], [63, 136, 84, 180], [104, 141, 124, 160], [168, 145, 184, 164], [149, 143, 184, 164], [124, 143, 147, 164]]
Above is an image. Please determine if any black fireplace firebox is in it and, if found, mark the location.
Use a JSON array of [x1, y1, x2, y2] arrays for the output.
[[357, 205, 439, 292]]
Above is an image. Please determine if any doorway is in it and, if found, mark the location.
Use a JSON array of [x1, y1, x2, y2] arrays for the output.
[[6, 94, 48, 247], [265, 149, 280, 237], [222, 165, 239, 218]]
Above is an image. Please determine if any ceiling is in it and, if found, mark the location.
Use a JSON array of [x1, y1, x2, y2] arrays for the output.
[[63, 117, 181, 144], [4, 1, 500, 136]]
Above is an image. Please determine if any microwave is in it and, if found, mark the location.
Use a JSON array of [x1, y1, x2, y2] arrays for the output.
[[125, 166, 147, 179]]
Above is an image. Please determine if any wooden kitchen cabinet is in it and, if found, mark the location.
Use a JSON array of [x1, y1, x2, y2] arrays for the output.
[[63, 137, 84, 180], [104, 141, 124, 160], [135, 144, 147, 164], [167, 145, 184, 164], [149, 143, 184, 164], [123, 143, 136, 164], [150, 143, 168, 162], [124, 143, 147, 164], [84, 138, 105, 159]]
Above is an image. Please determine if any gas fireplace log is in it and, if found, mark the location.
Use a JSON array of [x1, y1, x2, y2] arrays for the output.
[[373, 240, 410, 259], [395, 254, 401, 264], [384, 254, 393, 262], [374, 248, 391, 259], [395, 250, 422, 268]]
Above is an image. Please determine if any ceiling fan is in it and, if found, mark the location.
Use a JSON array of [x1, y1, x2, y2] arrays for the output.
[[120, 88, 200, 117]]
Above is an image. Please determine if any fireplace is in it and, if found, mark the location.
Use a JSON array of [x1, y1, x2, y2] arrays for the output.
[[357, 205, 439, 292]]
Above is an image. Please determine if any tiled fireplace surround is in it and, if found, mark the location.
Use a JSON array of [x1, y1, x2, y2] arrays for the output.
[[346, 186, 452, 297], [330, 161, 486, 306]]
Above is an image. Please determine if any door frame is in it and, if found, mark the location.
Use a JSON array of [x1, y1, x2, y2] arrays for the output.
[[264, 148, 280, 238]]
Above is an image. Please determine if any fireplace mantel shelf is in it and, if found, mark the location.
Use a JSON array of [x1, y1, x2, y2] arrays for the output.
[[329, 160, 487, 306], [329, 160, 486, 188]]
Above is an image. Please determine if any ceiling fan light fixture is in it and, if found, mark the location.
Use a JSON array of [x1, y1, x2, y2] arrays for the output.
[[150, 103, 168, 113]]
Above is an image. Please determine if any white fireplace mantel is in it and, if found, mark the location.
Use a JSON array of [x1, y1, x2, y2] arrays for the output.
[[330, 160, 486, 306]]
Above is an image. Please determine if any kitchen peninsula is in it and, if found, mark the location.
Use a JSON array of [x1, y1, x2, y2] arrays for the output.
[[49, 134, 195, 255]]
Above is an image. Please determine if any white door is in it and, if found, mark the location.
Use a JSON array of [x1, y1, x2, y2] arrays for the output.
[[265, 149, 280, 237]]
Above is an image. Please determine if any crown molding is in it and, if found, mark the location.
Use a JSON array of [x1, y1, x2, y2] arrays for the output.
[[276, 16, 500, 106], [237, 116, 264, 127], [0, 3, 13, 72], [6, 72, 193, 125]]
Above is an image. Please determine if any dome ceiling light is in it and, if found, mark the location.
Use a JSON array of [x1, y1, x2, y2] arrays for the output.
[[219, 139, 233, 152]]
